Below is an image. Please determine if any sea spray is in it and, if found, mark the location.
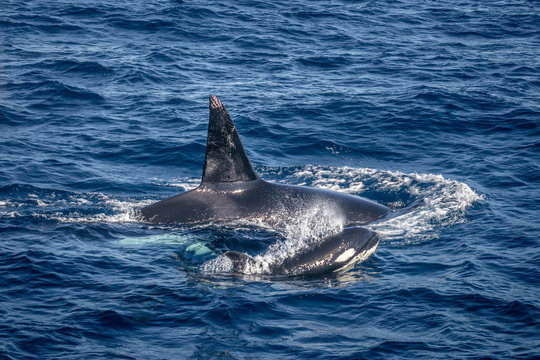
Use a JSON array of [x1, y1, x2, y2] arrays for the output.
[[272, 165, 483, 245]]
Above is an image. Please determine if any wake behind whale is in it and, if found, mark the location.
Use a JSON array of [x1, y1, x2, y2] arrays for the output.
[[138, 95, 390, 276]]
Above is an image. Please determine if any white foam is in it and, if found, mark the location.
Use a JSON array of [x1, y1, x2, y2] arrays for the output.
[[30, 194, 155, 224], [1, 188, 154, 224], [201, 255, 234, 273], [286, 165, 483, 245], [202, 200, 346, 275], [151, 177, 200, 191], [2, 211, 20, 218], [203, 165, 483, 275], [290, 166, 376, 194]]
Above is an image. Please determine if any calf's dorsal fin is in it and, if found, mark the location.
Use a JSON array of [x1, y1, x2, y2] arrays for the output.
[[202, 95, 258, 183]]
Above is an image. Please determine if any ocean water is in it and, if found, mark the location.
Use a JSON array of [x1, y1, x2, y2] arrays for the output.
[[1, 0, 539, 358]]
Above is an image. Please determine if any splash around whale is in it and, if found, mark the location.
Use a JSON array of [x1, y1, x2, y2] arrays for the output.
[[138, 95, 390, 276]]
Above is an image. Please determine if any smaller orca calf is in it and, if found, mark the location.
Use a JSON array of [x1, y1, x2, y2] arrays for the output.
[[223, 227, 379, 276]]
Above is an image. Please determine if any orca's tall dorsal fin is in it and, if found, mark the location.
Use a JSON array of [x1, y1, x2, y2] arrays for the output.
[[202, 95, 258, 183]]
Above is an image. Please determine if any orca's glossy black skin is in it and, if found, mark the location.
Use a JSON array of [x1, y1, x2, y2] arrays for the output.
[[139, 178, 388, 226], [224, 227, 380, 276], [138, 95, 389, 275]]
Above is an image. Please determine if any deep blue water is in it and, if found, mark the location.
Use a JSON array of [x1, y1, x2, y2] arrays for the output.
[[1, 0, 539, 358]]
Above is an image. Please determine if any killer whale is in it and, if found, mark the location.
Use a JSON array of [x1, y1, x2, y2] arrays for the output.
[[223, 227, 380, 276], [139, 95, 389, 275]]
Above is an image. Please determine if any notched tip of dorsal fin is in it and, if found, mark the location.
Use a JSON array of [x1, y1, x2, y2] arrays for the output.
[[202, 95, 258, 183], [209, 94, 234, 132], [209, 94, 224, 110]]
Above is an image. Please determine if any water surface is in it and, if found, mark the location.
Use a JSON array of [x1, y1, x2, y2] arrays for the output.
[[1, 0, 539, 358]]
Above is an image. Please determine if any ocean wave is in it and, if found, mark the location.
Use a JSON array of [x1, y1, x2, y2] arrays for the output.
[[0, 184, 152, 224], [28, 59, 112, 76], [280, 165, 483, 245], [4, 79, 105, 107], [0, 164, 482, 242], [1, 0, 538, 357]]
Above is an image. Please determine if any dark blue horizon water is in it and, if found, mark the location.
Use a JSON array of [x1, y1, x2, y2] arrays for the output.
[[1, 0, 539, 359]]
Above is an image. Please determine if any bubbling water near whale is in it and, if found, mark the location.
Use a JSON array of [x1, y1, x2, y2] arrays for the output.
[[201, 200, 348, 275], [278, 165, 484, 245], [200, 165, 482, 276]]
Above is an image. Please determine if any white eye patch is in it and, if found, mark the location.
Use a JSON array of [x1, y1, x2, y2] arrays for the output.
[[335, 248, 355, 263]]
